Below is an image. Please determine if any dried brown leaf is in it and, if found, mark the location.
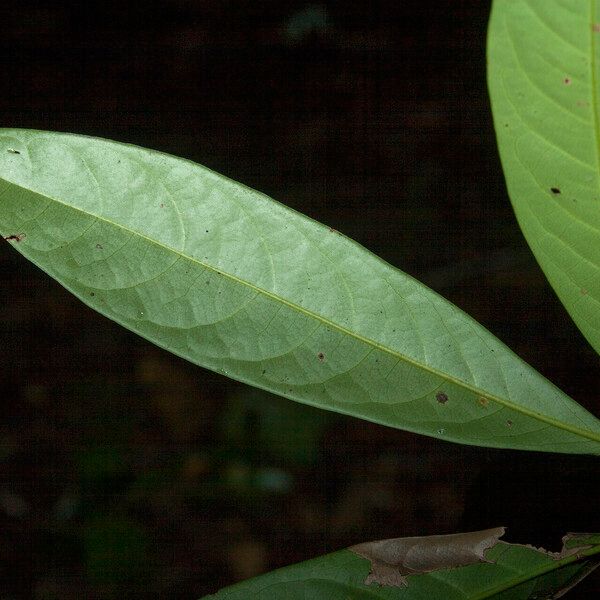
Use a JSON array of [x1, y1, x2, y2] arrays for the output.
[[349, 527, 506, 587]]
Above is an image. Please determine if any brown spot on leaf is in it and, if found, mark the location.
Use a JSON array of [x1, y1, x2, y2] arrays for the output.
[[350, 527, 505, 587], [581, 288, 588, 296], [317, 352, 325, 362], [550, 187, 561, 194], [564, 77, 572, 85], [477, 396, 489, 407], [506, 420, 513, 427], [3, 233, 25, 242], [593, 23, 600, 32], [436, 391, 448, 404], [159, 203, 164, 208]]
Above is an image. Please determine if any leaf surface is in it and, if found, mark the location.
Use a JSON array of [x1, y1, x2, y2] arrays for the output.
[[488, 0, 600, 354], [203, 530, 600, 599], [1, 129, 600, 453]]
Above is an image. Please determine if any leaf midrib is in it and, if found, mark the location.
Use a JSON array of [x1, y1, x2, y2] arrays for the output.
[[473, 541, 600, 600], [3, 175, 600, 445]]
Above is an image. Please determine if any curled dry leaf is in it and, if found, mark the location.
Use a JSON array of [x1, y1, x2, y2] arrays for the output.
[[349, 527, 505, 587]]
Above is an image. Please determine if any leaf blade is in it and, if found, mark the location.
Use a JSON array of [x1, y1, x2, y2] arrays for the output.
[[201, 530, 600, 599], [1, 129, 599, 453], [488, 0, 600, 354]]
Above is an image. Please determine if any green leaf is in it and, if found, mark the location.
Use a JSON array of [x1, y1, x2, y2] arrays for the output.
[[202, 529, 600, 599], [488, 0, 600, 354], [1, 129, 599, 453]]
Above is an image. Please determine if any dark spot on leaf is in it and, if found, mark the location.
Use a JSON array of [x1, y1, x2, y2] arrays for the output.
[[564, 77, 572, 85], [317, 352, 325, 362], [477, 396, 489, 407], [159, 203, 164, 208], [95, 243, 103, 249], [7, 148, 20, 154], [205, 280, 210, 285], [90, 292, 95, 297], [580, 288, 588, 296], [504, 123, 509, 128], [3, 233, 25, 242], [205, 230, 209, 233], [506, 420, 513, 427], [550, 187, 561, 194], [436, 392, 449, 404], [261, 370, 266, 375]]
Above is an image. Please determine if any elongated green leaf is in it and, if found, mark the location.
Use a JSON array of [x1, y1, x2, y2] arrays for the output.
[[488, 0, 600, 354], [1, 129, 599, 453], [203, 530, 600, 599]]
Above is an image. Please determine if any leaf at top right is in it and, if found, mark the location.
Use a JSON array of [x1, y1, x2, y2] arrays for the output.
[[488, 0, 600, 354]]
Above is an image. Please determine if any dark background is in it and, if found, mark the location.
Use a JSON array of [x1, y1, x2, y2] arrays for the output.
[[0, 1, 599, 598]]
